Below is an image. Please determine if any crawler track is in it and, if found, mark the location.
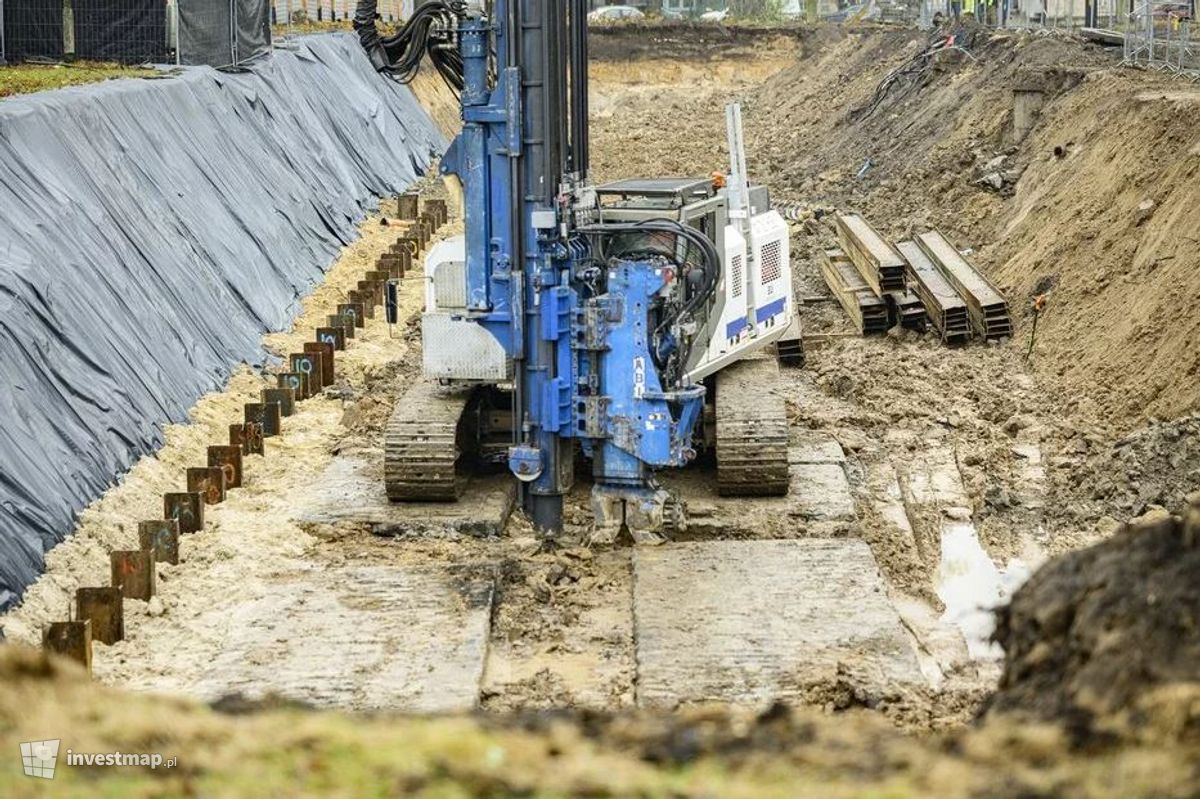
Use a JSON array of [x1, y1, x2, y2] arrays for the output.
[[385, 381, 474, 502], [714, 358, 790, 497]]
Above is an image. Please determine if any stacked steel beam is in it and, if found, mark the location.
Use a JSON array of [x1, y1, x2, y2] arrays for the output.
[[827, 213, 926, 335], [896, 240, 971, 345], [836, 213, 908, 295], [819, 248, 890, 336], [915, 231, 1013, 341]]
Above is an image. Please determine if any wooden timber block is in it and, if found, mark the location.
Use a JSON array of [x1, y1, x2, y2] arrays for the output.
[[164, 492, 205, 534], [138, 519, 180, 566], [110, 550, 155, 601], [337, 302, 366, 329], [290, 352, 323, 394], [315, 326, 346, 352], [328, 313, 356, 341], [398, 192, 420, 220], [76, 587, 123, 645], [261, 388, 296, 419], [186, 466, 227, 505], [43, 620, 92, 674], [208, 445, 244, 488], [278, 371, 309, 401], [231, 422, 265, 456], [245, 402, 281, 438], [303, 342, 335, 386]]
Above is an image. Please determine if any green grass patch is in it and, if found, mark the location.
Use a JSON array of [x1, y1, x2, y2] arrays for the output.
[[0, 62, 145, 99]]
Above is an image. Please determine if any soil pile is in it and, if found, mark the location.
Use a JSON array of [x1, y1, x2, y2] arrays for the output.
[[989, 497, 1200, 742], [1049, 414, 1200, 528], [747, 24, 1111, 246]]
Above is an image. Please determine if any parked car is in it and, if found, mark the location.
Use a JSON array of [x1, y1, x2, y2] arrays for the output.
[[587, 5, 647, 23]]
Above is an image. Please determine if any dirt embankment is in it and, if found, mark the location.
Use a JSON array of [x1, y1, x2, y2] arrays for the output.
[[746, 26, 1200, 433], [2, 625, 1197, 799]]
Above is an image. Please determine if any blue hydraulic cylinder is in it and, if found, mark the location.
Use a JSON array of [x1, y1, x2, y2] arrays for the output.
[[590, 259, 705, 489]]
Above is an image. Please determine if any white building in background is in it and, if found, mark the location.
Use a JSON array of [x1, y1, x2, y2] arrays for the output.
[[273, 1, 411, 23]]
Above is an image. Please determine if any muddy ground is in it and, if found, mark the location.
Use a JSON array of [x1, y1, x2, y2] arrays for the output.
[[2, 23, 1200, 797]]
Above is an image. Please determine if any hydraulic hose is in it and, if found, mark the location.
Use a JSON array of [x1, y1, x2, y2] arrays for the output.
[[580, 219, 723, 385], [354, 0, 468, 92]]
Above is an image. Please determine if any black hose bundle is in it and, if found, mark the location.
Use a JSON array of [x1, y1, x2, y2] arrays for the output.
[[582, 219, 722, 386], [354, 0, 468, 92]]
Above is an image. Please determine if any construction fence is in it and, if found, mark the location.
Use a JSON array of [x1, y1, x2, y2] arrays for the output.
[[916, 0, 1141, 27], [1123, 0, 1200, 77], [912, 0, 1198, 77], [0, 0, 271, 67]]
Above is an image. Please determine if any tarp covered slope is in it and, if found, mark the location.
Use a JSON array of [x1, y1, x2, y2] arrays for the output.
[[0, 33, 446, 609]]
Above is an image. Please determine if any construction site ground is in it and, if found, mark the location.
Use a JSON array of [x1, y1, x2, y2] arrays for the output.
[[3, 23, 1200, 797]]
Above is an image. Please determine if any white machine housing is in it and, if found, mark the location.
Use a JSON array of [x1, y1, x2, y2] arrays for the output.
[[421, 236, 512, 381], [421, 104, 792, 387], [687, 207, 792, 382]]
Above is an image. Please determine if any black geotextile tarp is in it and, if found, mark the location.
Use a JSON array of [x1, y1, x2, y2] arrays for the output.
[[0, 33, 446, 609]]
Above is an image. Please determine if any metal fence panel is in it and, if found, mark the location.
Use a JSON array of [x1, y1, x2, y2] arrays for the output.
[[235, 0, 270, 61], [75, 0, 168, 62], [178, 0, 232, 65], [2, 0, 63, 61], [0, 0, 169, 63]]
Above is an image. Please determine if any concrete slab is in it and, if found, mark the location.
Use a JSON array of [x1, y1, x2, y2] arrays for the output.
[[789, 463, 856, 521], [633, 540, 926, 708], [300, 451, 515, 537], [663, 452, 856, 537], [194, 566, 493, 712], [789, 431, 847, 465], [865, 461, 917, 544]]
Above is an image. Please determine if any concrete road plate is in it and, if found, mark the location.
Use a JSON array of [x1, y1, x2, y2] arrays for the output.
[[300, 451, 515, 537], [633, 539, 925, 708], [194, 566, 493, 712]]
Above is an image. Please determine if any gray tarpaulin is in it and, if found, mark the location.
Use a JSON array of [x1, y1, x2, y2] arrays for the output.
[[0, 33, 446, 609], [178, 0, 272, 67]]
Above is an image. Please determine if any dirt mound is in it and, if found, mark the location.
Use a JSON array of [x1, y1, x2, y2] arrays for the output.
[[747, 26, 1110, 246], [3, 641, 1198, 797], [989, 497, 1200, 742], [986, 73, 1200, 428], [590, 22, 801, 62], [1049, 414, 1200, 530]]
